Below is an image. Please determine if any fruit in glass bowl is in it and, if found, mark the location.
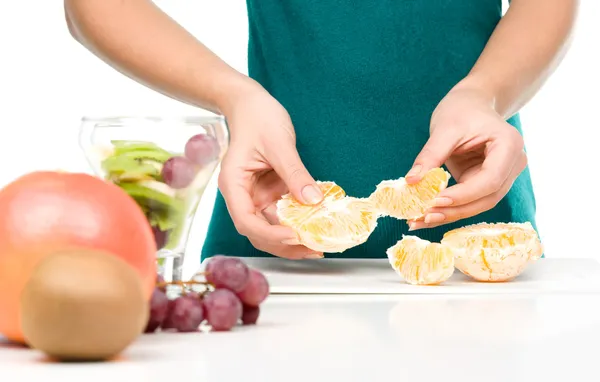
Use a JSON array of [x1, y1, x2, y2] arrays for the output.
[[79, 116, 229, 282]]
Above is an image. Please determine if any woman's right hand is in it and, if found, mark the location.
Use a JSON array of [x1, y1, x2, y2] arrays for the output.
[[218, 83, 325, 260]]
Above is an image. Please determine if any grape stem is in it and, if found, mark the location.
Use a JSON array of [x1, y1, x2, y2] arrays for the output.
[[157, 280, 207, 288], [156, 272, 213, 297]]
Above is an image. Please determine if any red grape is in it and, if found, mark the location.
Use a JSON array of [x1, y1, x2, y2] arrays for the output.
[[161, 156, 196, 189], [156, 274, 166, 292], [203, 289, 243, 331], [205, 254, 226, 263], [237, 269, 269, 307], [184, 134, 219, 166], [241, 305, 260, 325], [163, 295, 205, 333], [160, 299, 177, 330], [205, 256, 250, 293], [152, 226, 169, 249], [144, 287, 169, 333]]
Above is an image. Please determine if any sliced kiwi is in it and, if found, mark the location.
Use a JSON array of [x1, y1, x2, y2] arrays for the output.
[[148, 209, 178, 231], [111, 139, 157, 148], [101, 155, 161, 182], [121, 181, 190, 250], [111, 140, 170, 156], [164, 219, 183, 250], [117, 149, 173, 164], [118, 182, 184, 218], [117, 180, 188, 251], [118, 161, 167, 182], [141, 159, 164, 173], [162, 188, 206, 250]]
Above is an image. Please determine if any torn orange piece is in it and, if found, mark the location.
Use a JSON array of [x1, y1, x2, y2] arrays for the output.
[[386, 235, 455, 285], [369, 167, 451, 220], [276, 181, 378, 253]]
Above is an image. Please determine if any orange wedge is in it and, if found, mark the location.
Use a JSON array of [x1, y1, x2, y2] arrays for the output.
[[441, 222, 543, 282], [386, 235, 455, 285], [369, 167, 451, 220], [276, 181, 378, 253]]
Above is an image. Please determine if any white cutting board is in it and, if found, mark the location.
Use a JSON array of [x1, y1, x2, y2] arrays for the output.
[[200, 257, 600, 294]]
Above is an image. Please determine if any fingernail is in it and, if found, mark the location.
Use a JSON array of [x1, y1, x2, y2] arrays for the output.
[[433, 197, 453, 207], [408, 222, 418, 231], [302, 185, 323, 204], [281, 238, 301, 245], [424, 213, 445, 224], [304, 253, 323, 259], [406, 165, 422, 178]]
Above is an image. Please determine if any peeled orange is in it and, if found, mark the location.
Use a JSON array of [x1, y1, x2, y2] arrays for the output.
[[276, 181, 378, 253], [441, 222, 543, 282], [369, 167, 451, 220], [387, 235, 455, 285]]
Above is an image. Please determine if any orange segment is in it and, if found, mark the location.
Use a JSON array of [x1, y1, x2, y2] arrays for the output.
[[386, 235, 455, 285], [441, 222, 543, 282], [276, 181, 378, 253], [369, 167, 451, 220]]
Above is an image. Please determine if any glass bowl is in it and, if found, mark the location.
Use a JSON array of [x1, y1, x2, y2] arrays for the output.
[[79, 116, 229, 282]]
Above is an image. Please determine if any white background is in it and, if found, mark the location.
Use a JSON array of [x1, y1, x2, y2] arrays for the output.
[[0, 1, 598, 275]]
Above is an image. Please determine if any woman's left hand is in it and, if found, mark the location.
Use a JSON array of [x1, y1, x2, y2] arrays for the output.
[[405, 84, 528, 231]]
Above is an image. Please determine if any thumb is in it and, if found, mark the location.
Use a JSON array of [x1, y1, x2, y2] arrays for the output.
[[267, 145, 323, 205], [406, 128, 460, 184]]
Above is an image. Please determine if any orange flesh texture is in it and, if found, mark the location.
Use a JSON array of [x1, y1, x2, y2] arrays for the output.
[[371, 168, 449, 219], [442, 223, 543, 282], [388, 237, 455, 285], [278, 182, 378, 252]]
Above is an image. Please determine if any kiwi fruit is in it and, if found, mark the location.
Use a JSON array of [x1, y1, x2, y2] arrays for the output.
[[101, 155, 161, 181], [118, 149, 173, 163], [119, 182, 184, 215], [20, 249, 149, 362], [101, 140, 174, 183], [111, 140, 170, 156]]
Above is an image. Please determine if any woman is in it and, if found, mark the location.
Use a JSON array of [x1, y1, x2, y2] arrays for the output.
[[65, 0, 577, 261]]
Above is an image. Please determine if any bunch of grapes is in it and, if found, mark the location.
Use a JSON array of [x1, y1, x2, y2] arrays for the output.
[[144, 256, 269, 333]]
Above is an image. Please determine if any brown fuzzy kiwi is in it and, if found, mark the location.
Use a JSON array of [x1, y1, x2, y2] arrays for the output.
[[20, 248, 149, 362]]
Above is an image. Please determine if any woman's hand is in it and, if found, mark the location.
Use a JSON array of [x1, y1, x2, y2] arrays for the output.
[[218, 84, 325, 259], [406, 84, 528, 230]]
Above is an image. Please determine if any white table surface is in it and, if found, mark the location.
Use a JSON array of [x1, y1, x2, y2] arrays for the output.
[[230, 257, 600, 294], [3, 259, 600, 382]]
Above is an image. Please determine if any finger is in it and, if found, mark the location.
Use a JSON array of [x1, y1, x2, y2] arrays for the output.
[[253, 209, 303, 246], [406, 128, 461, 184], [409, 152, 526, 230], [252, 171, 289, 211], [265, 136, 323, 205], [253, 208, 304, 247], [219, 168, 298, 243], [436, 136, 522, 206], [248, 237, 323, 260], [261, 204, 280, 225]]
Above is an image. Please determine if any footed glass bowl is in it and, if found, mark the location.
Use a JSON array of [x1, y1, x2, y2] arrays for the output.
[[79, 116, 229, 282]]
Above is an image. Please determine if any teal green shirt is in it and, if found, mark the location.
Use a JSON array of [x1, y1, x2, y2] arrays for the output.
[[201, 0, 538, 260]]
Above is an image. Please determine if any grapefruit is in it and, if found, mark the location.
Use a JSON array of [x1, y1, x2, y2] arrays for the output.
[[0, 171, 156, 343]]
